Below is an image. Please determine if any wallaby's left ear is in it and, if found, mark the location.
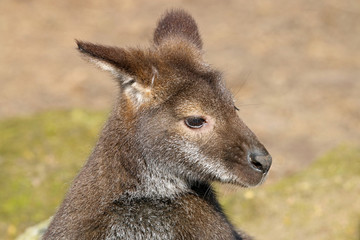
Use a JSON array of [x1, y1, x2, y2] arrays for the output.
[[76, 40, 154, 106]]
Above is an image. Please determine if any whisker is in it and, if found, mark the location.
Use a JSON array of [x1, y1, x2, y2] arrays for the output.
[[204, 183, 212, 199], [235, 103, 263, 108], [233, 71, 251, 98], [151, 66, 158, 88]]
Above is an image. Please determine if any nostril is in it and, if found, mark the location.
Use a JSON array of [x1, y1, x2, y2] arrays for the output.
[[248, 152, 272, 173], [249, 153, 264, 172]]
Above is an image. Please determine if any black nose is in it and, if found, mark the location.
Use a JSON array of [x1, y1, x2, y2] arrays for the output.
[[248, 151, 272, 173]]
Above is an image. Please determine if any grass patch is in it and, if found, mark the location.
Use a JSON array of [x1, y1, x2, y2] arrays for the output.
[[1, 110, 359, 240], [0, 110, 107, 240], [219, 145, 360, 240]]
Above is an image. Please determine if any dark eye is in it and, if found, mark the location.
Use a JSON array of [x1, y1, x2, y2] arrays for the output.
[[184, 117, 206, 129]]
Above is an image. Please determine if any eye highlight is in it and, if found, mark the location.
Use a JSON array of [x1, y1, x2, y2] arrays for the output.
[[184, 117, 206, 129]]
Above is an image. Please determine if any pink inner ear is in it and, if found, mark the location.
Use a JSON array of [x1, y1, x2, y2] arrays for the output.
[[153, 9, 203, 50]]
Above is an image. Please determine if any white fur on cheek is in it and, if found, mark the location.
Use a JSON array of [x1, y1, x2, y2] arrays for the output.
[[178, 141, 239, 183]]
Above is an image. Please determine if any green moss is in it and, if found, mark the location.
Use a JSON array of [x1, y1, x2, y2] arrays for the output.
[[0, 110, 107, 240]]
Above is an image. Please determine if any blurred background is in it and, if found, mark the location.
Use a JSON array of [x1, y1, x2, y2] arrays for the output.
[[0, 0, 359, 239]]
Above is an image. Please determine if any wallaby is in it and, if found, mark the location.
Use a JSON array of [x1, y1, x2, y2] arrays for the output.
[[44, 9, 272, 240]]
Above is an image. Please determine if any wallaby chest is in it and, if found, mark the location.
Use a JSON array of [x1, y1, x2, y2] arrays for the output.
[[105, 194, 237, 240]]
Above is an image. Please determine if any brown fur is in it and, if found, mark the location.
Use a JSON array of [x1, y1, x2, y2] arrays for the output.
[[44, 9, 271, 240]]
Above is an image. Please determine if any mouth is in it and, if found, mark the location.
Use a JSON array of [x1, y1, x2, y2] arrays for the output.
[[238, 173, 268, 188]]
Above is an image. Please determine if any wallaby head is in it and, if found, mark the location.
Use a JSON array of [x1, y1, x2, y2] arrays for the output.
[[76, 9, 271, 196]]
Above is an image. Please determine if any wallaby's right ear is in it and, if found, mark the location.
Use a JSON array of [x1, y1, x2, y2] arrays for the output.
[[76, 40, 135, 83], [76, 40, 156, 107]]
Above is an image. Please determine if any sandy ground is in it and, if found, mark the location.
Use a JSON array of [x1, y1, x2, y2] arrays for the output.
[[1, 0, 359, 181]]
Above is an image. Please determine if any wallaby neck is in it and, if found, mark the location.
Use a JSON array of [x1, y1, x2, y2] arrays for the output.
[[89, 100, 190, 200]]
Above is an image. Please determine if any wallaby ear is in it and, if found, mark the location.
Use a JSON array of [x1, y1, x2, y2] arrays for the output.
[[76, 40, 134, 81], [153, 9, 202, 50], [76, 40, 154, 106]]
